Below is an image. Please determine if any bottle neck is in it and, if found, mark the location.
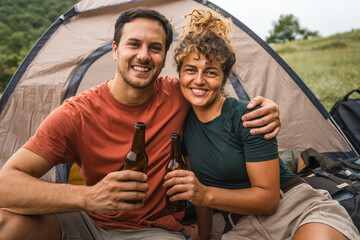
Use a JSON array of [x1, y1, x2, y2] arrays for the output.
[[170, 137, 181, 159], [131, 128, 145, 152]]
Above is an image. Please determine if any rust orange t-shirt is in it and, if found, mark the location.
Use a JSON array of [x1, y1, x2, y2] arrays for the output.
[[23, 76, 191, 231]]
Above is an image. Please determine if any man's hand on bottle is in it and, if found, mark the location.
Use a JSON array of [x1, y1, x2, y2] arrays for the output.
[[84, 170, 149, 213]]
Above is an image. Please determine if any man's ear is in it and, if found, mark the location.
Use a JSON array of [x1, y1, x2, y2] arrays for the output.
[[112, 41, 118, 61]]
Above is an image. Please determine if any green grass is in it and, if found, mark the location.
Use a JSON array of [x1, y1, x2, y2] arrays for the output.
[[272, 29, 360, 111]]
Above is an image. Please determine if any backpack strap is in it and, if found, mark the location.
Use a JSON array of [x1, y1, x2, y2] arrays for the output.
[[343, 89, 360, 101], [322, 157, 360, 181], [311, 169, 360, 195], [337, 157, 360, 171]]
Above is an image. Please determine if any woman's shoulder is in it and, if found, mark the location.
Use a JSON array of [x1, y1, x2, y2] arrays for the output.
[[224, 97, 262, 115], [221, 97, 262, 133], [223, 97, 250, 115]]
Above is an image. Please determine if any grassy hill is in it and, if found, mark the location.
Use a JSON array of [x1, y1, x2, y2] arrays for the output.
[[271, 29, 360, 111]]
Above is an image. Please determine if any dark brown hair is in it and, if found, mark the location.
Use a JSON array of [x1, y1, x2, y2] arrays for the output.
[[113, 7, 173, 53]]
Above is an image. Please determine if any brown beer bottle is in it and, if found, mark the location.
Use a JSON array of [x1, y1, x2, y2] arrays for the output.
[[166, 133, 187, 212], [124, 122, 148, 203]]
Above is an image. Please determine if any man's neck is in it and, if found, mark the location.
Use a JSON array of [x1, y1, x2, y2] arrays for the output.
[[107, 77, 155, 105]]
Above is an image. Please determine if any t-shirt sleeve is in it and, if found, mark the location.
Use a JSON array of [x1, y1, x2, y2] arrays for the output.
[[238, 106, 279, 162], [23, 103, 81, 166]]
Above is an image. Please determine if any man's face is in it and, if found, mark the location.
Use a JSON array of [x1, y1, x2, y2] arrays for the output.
[[112, 18, 166, 89]]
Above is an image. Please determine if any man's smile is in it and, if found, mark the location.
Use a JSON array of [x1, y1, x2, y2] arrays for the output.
[[132, 66, 151, 72]]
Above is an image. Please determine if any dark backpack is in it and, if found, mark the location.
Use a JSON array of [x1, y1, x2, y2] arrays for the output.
[[299, 156, 360, 231], [330, 89, 360, 153]]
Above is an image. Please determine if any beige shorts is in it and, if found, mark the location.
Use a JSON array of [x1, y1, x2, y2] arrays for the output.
[[222, 183, 359, 240], [55, 211, 191, 240]]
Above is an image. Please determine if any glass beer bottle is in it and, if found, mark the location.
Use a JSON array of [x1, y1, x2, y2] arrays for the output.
[[124, 122, 148, 203], [166, 133, 187, 212]]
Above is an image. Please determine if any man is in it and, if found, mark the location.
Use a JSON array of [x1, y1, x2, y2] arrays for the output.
[[0, 7, 280, 240]]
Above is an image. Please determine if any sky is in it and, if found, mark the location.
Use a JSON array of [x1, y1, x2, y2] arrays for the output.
[[210, 0, 360, 40]]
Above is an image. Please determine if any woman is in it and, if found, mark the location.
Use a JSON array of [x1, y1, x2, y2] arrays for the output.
[[163, 9, 359, 240]]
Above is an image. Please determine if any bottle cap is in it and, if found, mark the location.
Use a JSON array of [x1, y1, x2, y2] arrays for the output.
[[171, 133, 181, 138], [135, 122, 146, 129]]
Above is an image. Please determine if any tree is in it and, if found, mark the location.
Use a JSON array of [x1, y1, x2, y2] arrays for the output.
[[0, 0, 79, 93], [266, 14, 319, 44], [0, 54, 22, 92]]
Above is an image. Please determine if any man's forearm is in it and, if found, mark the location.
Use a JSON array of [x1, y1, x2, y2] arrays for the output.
[[0, 168, 87, 215], [0, 147, 149, 215]]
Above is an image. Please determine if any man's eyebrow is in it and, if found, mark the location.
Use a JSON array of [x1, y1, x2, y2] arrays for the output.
[[126, 38, 140, 42], [149, 41, 164, 47], [126, 38, 164, 48]]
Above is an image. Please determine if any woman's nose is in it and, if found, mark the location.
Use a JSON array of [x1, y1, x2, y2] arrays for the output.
[[193, 73, 205, 85]]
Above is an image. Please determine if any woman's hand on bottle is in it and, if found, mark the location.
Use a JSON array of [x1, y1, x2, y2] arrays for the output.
[[163, 170, 208, 206]]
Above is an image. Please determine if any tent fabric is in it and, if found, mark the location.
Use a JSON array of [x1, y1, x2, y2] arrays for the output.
[[0, 0, 357, 183]]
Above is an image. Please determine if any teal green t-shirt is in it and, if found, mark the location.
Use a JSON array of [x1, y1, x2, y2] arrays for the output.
[[183, 98, 295, 190]]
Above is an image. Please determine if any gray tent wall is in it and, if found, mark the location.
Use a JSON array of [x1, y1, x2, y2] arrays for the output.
[[0, 0, 357, 183]]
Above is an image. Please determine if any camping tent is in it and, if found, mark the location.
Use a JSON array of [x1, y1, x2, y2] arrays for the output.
[[0, 0, 358, 183]]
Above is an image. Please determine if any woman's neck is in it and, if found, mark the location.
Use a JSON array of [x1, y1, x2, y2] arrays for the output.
[[193, 96, 226, 123]]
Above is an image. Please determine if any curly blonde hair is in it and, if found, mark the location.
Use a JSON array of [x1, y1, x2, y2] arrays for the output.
[[174, 8, 236, 81]]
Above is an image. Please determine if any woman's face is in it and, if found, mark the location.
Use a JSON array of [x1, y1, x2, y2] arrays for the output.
[[179, 52, 225, 110]]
